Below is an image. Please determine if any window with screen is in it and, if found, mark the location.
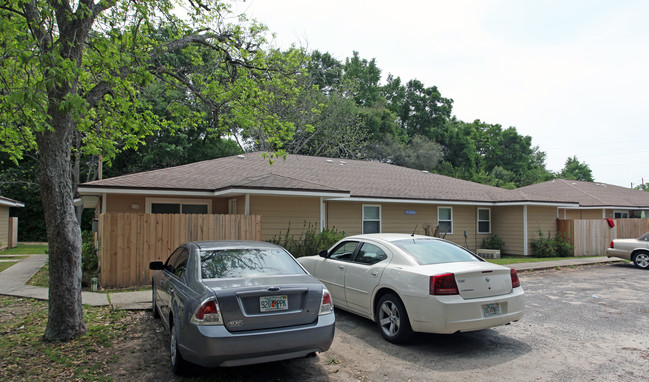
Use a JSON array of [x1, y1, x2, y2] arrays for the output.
[[363, 205, 381, 234], [477, 208, 491, 234], [438, 207, 453, 235]]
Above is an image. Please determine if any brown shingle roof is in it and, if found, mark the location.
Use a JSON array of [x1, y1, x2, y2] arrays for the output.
[[519, 179, 649, 208], [80, 153, 577, 205]]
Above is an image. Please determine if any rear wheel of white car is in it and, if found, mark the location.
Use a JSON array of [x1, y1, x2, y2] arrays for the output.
[[376, 293, 413, 343], [633, 252, 649, 269], [170, 321, 187, 375]]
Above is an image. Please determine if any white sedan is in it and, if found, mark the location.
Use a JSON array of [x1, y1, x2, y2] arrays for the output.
[[606, 232, 649, 269], [298, 233, 525, 343]]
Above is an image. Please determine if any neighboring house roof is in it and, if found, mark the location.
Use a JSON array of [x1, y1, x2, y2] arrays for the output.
[[79, 153, 578, 206], [0, 196, 24, 208], [518, 179, 649, 209]]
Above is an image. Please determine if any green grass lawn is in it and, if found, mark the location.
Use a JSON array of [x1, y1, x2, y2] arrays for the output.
[[0, 244, 48, 255], [0, 262, 18, 272]]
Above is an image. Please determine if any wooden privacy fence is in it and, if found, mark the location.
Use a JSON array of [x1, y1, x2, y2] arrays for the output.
[[557, 218, 649, 257], [99, 213, 262, 288]]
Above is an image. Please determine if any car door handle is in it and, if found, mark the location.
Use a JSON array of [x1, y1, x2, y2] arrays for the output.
[[338, 265, 345, 270], [370, 271, 378, 276]]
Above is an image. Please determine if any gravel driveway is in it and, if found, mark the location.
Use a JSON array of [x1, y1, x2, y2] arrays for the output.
[[110, 263, 649, 381]]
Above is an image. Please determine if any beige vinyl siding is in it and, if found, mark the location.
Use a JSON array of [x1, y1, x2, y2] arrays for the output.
[[560, 209, 604, 220], [526, 206, 560, 256], [249, 195, 320, 241], [327, 202, 491, 252], [380, 204, 435, 235], [106, 194, 146, 213], [326, 201, 362, 235], [492, 206, 525, 256], [0, 206, 8, 250]]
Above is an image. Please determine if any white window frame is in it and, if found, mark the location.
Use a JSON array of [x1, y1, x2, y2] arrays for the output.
[[437, 206, 453, 235], [614, 210, 629, 219], [362, 204, 382, 234], [477, 208, 491, 234], [145, 197, 212, 214]]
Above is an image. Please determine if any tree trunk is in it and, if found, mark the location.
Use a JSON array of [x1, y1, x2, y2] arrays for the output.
[[38, 114, 87, 342]]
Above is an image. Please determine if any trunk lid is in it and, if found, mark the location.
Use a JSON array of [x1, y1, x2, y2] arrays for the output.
[[202, 274, 324, 332], [423, 261, 514, 299]]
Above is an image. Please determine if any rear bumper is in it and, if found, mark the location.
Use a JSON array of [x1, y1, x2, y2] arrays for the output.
[[606, 248, 631, 261], [178, 313, 335, 368], [404, 287, 525, 334]]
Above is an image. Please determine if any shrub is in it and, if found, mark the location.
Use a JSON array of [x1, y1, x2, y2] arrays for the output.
[[530, 230, 573, 257], [481, 234, 505, 250], [270, 222, 345, 258]]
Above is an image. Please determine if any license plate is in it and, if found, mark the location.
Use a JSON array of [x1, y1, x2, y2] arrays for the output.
[[260, 295, 288, 312], [483, 303, 501, 317]]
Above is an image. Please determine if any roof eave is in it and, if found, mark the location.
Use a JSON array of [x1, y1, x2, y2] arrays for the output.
[[78, 185, 350, 199]]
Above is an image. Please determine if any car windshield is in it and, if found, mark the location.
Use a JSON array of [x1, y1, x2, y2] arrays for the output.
[[200, 248, 306, 279], [393, 238, 481, 265], [639, 232, 649, 241]]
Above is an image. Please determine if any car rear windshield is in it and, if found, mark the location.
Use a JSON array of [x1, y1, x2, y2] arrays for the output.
[[200, 248, 306, 279], [393, 239, 481, 265]]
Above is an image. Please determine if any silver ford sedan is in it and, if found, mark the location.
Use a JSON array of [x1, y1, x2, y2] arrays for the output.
[[149, 241, 335, 374]]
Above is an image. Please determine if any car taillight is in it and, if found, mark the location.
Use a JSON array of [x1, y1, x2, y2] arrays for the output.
[[510, 269, 520, 288], [319, 288, 334, 315], [191, 298, 223, 325], [610, 241, 614, 248], [430, 273, 459, 295]]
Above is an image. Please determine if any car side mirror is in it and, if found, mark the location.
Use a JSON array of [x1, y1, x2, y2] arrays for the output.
[[149, 260, 165, 270], [318, 249, 328, 258]]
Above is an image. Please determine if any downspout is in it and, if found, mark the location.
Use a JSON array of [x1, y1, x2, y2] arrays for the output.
[[245, 194, 250, 215], [523, 205, 528, 257], [320, 197, 326, 232]]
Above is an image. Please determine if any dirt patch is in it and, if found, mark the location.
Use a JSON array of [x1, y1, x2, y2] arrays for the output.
[[105, 310, 354, 381]]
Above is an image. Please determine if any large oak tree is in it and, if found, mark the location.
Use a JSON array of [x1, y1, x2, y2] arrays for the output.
[[0, 0, 298, 341]]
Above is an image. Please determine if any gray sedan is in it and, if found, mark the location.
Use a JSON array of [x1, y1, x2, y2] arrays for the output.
[[149, 241, 335, 374]]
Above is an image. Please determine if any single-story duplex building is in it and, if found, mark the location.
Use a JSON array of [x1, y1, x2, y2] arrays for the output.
[[0, 196, 24, 250], [519, 179, 649, 220], [79, 152, 583, 257]]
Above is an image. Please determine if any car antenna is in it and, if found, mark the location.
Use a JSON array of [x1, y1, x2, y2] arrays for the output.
[[411, 225, 418, 237]]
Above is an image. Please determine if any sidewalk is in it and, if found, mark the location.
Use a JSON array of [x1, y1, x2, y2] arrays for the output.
[[0, 254, 623, 311], [0, 255, 151, 310]]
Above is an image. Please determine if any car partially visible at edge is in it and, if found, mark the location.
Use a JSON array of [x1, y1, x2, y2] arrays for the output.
[[149, 240, 335, 375], [297, 233, 524, 343], [606, 232, 649, 269]]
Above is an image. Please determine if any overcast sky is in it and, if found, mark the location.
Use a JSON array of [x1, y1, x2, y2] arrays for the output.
[[233, 0, 648, 188]]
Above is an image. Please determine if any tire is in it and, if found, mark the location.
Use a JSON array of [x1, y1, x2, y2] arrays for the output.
[[632, 252, 649, 269], [151, 284, 160, 319], [375, 293, 413, 343], [170, 321, 187, 375]]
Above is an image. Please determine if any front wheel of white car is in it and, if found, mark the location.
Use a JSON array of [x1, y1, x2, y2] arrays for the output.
[[633, 252, 649, 269], [376, 293, 413, 343]]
